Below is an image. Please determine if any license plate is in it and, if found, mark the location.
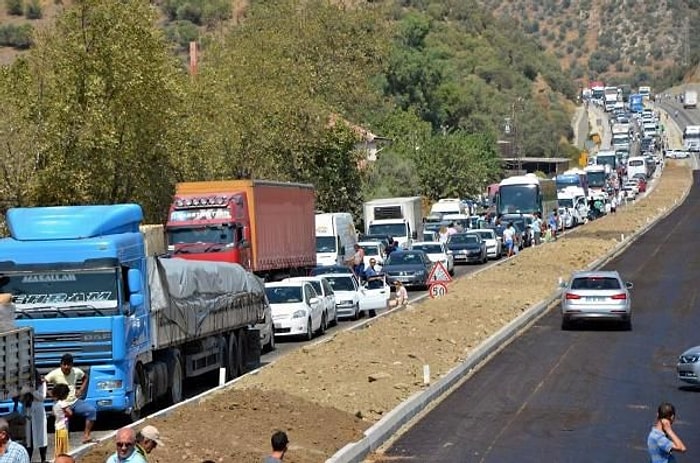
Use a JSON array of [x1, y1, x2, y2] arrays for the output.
[[587, 296, 605, 301], [273, 323, 282, 329]]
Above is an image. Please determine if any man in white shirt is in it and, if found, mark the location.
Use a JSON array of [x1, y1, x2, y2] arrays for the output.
[[44, 353, 97, 443]]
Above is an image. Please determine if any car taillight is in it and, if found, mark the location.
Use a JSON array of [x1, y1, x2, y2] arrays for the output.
[[565, 293, 581, 300], [611, 293, 627, 300]]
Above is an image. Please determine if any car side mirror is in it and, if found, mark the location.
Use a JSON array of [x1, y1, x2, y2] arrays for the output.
[[309, 297, 320, 305], [625, 282, 634, 289]]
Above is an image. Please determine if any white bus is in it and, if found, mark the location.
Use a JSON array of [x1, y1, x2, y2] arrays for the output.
[[626, 156, 648, 180]]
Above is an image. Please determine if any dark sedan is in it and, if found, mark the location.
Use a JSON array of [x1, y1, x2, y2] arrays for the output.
[[446, 233, 487, 264], [382, 250, 434, 289]]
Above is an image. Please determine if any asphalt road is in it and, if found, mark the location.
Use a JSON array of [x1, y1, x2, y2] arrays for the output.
[[380, 169, 700, 462]]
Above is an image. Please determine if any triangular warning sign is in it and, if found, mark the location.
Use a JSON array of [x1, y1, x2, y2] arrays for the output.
[[427, 261, 452, 283]]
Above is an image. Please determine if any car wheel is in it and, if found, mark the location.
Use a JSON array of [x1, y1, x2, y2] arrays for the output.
[[449, 267, 454, 276], [265, 327, 276, 352], [561, 318, 571, 330], [354, 303, 361, 321], [318, 312, 327, 335], [305, 319, 313, 341], [622, 318, 632, 331], [331, 308, 339, 327]]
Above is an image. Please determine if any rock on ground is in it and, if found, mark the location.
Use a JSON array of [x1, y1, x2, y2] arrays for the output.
[[78, 162, 691, 463]]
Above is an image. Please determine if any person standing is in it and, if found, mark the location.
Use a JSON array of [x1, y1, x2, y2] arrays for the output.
[[51, 384, 72, 459], [19, 378, 47, 463], [44, 353, 97, 444], [106, 428, 147, 463], [0, 418, 30, 463], [264, 430, 289, 463], [135, 425, 164, 461], [647, 402, 686, 463], [531, 213, 542, 246], [502, 222, 515, 257], [345, 244, 365, 279]]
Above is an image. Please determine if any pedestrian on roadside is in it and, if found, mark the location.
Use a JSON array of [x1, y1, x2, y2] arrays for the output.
[[393, 281, 408, 307], [135, 425, 164, 461], [647, 402, 686, 463], [531, 213, 543, 246], [44, 353, 97, 444], [0, 418, 30, 463], [438, 227, 448, 243], [548, 210, 559, 240], [264, 430, 289, 463], [19, 375, 47, 463], [106, 427, 146, 463], [502, 222, 515, 257], [51, 384, 72, 459], [610, 195, 617, 214]]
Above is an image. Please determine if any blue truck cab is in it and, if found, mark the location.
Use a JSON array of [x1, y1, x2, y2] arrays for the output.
[[0, 203, 264, 420], [0, 204, 151, 415]]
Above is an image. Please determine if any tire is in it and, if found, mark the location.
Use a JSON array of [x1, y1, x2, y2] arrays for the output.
[[227, 331, 241, 379], [353, 303, 361, 321], [318, 313, 327, 336], [305, 319, 313, 341], [128, 366, 146, 422], [265, 327, 276, 353], [561, 318, 571, 331], [167, 353, 184, 405], [237, 330, 249, 374], [622, 318, 632, 331], [331, 308, 339, 327]]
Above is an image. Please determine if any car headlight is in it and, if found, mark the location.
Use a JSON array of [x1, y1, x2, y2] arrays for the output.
[[681, 354, 700, 363], [339, 299, 354, 306], [96, 380, 123, 390], [292, 309, 307, 318], [415, 270, 426, 276]]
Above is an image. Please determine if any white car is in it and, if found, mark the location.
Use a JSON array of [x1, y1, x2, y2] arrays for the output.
[[410, 241, 455, 275], [323, 273, 389, 319], [283, 276, 338, 329], [357, 240, 386, 271], [264, 281, 325, 341], [468, 229, 501, 259]]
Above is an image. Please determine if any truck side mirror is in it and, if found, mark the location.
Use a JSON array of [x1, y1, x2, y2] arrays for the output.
[[129, 293, 144, 308], [128, 268, 143, 294]]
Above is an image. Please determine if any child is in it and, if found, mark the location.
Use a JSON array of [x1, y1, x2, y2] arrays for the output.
[[52, 383, 72, 458]]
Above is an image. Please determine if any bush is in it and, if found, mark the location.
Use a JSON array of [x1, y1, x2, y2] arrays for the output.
[[0, 23, 33, 48], [5, 0, 22, 16], [25, 0, 41, 19], [164, 20, 199, 51]]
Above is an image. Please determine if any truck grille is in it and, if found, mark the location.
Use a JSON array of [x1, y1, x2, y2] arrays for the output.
[[34, 331, 112, 365]]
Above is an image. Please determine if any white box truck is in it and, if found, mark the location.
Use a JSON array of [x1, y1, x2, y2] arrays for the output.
[[314, 213, 357, 266], [363, 197, 423, 249], [683, 90, 697, 109]]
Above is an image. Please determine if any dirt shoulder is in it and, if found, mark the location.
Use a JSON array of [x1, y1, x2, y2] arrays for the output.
[[78, 161, 692, 463]]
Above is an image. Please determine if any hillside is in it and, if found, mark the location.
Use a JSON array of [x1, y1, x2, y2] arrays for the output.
[[481, 0, 700, 87]]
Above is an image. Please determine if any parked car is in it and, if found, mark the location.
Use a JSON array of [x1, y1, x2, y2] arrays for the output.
[[467, 229, 501, 259], [382, 250, 434, 289], [283, 276, 338, 328], [446, 233, 487, 264], [322, 273, 389, 319], [677, 345, 700, 385], [310, 265, 352, 276], [411, 241, 455, 276], [560, 270, 633, 330], [265, 281, 325, 341]]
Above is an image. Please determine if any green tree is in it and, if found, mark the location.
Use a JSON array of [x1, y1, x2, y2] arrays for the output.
[[26, 0, 187, 221]]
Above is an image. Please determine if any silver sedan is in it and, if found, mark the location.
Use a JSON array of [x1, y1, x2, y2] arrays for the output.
[[560, 270, 633, 330], [677, 346, 700, 385]]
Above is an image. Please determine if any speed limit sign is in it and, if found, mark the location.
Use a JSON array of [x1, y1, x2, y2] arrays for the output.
[[429, 282, 448, 299]]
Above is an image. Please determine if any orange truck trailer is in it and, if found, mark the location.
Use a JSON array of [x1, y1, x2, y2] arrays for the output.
[[166, 180, 316, 280]]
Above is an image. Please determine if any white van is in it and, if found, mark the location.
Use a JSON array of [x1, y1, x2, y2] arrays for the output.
[[429, 198, 465, 218], [315, 213, 357, 266], [626, 156, 648, 180]]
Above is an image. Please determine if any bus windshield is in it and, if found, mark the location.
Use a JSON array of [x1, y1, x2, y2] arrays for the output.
[[588, 171, 606, 187], [498, 184, 539, 215]]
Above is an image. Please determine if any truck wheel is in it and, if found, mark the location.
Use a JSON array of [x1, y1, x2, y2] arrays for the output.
[[237, 329, 249, 375], [167, 354, 183, 405], [129, 367, 146, 422], [227, 332, 241, 378]]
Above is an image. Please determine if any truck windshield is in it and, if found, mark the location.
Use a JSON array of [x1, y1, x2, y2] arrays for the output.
[[0, 268, 120, 318], [556, 176, 580, 190], [587, 172, 606, 187], [168, 225, 234, 246], [367, 223, 408, 237], [315, 236, 337, 253], [498, 184, 539, 215]]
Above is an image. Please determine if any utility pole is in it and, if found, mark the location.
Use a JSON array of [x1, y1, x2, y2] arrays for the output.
[[512, 98, 523, 173], [683, 17, 690, 67]]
